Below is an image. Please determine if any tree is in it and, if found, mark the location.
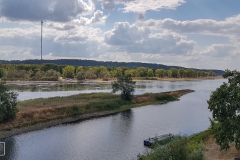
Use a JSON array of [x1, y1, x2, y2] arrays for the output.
[[0, 68, 4, 78], [178, 68, 185, 78], [111, 67, 122, 77], [156, 69, 165, 78], [208, 70, 240, 150], [112, 75, 136, 101], [62, 66, 75, 78], [136, 67, 148, 77], [84, 68, 97, 79], [0, 82, 18, 123], [147, 69, 154, 77], [167, 70, 172, 78], [170, 68, 178, 78]]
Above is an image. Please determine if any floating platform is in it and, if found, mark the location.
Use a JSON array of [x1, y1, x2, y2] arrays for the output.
[[144, 133, 174, 147]]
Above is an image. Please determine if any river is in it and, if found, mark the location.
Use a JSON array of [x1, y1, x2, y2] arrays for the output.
[[1, 79, 225, 160]]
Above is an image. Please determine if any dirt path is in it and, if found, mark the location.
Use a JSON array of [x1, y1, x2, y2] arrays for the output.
[[205, 137, 240, 160]]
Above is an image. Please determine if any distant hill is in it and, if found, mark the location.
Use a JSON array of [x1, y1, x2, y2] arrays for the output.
[[0, 59, 225, 75]]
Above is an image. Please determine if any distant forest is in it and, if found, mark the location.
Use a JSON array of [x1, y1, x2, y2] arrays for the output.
[[0, 59, 225, 75]]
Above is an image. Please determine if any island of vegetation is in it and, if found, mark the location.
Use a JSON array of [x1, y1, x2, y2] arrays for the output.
[[0, 75, 194, 139]]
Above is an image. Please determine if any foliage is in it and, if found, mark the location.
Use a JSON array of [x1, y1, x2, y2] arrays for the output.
[[138, 136, 205, 160], [208, 70, 240, 150], [84, 68, 97, 79], [155, 69, 165, 78], [112, 75, 136, 101], [154, 94, 177, 101], [0, 68, 4, 78], [62, 66, 75, 78], [0, 82, 18, 123]]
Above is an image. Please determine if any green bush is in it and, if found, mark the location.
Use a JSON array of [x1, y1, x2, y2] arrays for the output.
[[0, 82, 18, 123], [154, 94, 177, 101]]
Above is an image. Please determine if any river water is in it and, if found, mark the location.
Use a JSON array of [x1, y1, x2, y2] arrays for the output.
[[1, 79, 225, 160]]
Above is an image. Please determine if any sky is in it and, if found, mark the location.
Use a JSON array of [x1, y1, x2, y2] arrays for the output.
[[0, 0, 240, 70]]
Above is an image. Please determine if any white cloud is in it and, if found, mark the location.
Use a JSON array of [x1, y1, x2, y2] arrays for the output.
[[200, 44, 236, 57], [73, 10, 107, 26], [104, 22, 150, 45], [0, 0, 94, 22], [119, 0, 185, 13], [101, 0, 115, 10], [47, 10, 107, 30], [136, 14, 240, 39], [54, 31, 89, 44], [47, 23, 76, 30], [96, 0, 185, 13], [0, 25, 105, 59], [104, 22, 195, 55]]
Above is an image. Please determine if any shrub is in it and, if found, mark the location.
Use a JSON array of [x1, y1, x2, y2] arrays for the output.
[[0, 82, 18, 123], [154, 94, 177, 101]]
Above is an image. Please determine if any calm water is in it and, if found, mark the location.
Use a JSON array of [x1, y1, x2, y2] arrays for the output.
[[2, 79, 225, 160]]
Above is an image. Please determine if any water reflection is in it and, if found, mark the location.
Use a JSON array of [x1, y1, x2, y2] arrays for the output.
[[6, 82, 113, 92], [2, 138, 16, 160]]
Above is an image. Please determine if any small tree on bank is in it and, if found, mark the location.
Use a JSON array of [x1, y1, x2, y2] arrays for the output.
[[112, 75, 136, 101], [0, 82, 18, 123], [208, 70, 240, 150]]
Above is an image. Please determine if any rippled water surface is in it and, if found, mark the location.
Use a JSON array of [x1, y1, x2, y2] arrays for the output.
[[2, 79, 226, 160]]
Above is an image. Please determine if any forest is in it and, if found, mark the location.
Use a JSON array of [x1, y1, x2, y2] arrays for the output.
[[0, 63, 217, 81], [0, 59, 224, 75]]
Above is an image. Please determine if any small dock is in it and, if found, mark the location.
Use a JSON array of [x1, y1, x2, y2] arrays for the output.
[[144, 134, 174, 147]]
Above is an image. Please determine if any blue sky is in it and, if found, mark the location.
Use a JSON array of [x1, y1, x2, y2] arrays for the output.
[[0, 0, 240, 70]]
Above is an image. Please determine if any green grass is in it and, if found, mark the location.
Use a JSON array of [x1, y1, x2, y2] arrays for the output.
[[17, 93, 119, 110], [187, 129, 212, 148]]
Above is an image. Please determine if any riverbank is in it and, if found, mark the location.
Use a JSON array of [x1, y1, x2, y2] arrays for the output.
[[0, 89, 194, 139], [139, 129, 240, 160], [191, 130, 240, 160]]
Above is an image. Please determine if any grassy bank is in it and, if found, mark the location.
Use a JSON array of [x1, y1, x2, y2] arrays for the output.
[[0, 89, 194, 138], [138, 128, 240, 160], [138, 129, 212, 160]]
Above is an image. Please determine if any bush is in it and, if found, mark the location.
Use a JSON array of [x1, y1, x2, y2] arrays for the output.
[[154, 94, 177, 101], [0, 82, 18, 123], [138, 136, 205, 160]]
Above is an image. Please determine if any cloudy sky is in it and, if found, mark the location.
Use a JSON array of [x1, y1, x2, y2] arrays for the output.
[[0, 0, 240, 70]]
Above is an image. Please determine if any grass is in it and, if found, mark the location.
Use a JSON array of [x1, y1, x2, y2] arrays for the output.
[[187, 129, 212, 149]]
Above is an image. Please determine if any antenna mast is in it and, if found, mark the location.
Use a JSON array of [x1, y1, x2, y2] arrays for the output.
[[41, 20, 43, 60]]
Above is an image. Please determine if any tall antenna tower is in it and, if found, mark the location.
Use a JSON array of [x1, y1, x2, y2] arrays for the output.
[[41, 20, 43, 60]]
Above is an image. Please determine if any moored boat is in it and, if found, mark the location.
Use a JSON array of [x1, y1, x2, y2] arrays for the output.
[[144, 133, 174, 147]]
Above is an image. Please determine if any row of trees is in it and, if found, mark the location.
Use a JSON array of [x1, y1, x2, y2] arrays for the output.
[[0, 64, 216, 81]]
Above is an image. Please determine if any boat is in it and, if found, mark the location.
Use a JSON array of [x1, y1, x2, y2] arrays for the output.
[[144, 133, 174, 147]]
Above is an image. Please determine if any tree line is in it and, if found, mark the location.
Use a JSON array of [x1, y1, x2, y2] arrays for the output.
[[0, 63, 216, 81]]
